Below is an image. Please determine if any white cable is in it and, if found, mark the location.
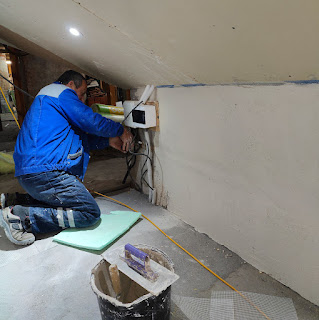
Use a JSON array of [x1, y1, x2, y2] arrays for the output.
[[143, 129, 155, 203], [139, 85, 150, 103], [142, 85, 155, 103], [138, 84, 155, 104], [152, 188, 157, 205]]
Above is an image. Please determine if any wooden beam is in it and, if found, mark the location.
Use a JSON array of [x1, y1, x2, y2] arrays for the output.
[[104, 83, 117, 106], [104, 83, 110, 105], [146, 101, 160, 132], [125, 89, 131, 100], [100, 80, 107, 93], [109, 85, 117, 106]]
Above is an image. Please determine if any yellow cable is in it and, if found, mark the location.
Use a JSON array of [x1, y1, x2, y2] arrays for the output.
[[0, 86, 20, 129], [92, 190, 271, 320]]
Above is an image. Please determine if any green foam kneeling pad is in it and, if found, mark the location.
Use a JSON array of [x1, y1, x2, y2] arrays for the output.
[[52, 211, 141, 250]]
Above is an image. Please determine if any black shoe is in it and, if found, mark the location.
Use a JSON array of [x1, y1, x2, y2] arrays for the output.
[[0, 193, 40, 208], [1, 193, 17, 208]]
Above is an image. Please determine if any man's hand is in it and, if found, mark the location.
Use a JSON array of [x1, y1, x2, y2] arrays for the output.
[[109, 136, 124, 152], [120, 128, 133, 152]]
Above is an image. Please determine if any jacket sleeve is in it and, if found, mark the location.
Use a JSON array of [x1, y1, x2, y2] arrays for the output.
[[58, 88, 124, 137], [87, 134, 109, 150]]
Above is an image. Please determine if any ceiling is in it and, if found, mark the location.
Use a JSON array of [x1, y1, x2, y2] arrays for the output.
[[0, 0, 319, 88]]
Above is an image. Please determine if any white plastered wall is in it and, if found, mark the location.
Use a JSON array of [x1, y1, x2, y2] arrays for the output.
[[2, 1, 319, 87], [132, 83, 319, 305]]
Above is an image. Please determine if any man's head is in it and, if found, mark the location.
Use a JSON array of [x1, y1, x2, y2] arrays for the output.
[[57, 70, 87, 102]]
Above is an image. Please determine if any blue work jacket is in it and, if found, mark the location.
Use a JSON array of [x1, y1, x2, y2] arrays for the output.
[[14, 83, 124, 180]]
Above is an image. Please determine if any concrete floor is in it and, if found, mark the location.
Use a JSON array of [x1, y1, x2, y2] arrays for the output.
[[1, 114, 318, 319], [1, 190, 319, 320], [0, 114, 19, 152]]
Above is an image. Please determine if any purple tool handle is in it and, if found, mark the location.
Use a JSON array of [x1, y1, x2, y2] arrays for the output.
[[125, 244, 148, 266]]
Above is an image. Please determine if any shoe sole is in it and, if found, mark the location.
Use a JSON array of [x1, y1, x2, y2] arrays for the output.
[[0, 209, 35, 246]]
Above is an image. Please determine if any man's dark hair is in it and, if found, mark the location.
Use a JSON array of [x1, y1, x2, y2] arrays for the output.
[[57, 70, 85, 88]]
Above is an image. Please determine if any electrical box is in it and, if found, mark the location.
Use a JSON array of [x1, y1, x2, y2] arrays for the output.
[[123, 101, 157, 129]]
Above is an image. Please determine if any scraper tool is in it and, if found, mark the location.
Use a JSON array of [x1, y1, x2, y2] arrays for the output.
[[103, 244, 179, 296]]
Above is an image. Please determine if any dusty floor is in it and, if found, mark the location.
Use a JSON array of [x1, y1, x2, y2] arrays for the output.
[[1, 115, 319, 319], [1, 190, 319, 319]]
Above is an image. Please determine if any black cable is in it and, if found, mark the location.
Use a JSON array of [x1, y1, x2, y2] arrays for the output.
[[143, 179, 154, 190], [121, 130, 154, 193], [122, 153, 136, 184], [128, 171, 142, 192], [0, 72, 35, 99], [129, 151, 152, 163], [122, 129, 144, 190], [121, 100, 143, 124], [141, 141, 149, 169], [123, 155, 133, 182], [127, 134, 153, 163], [141, 169, 154, 190], [140, 140, 154, 191], [139, 141, 149, 188]]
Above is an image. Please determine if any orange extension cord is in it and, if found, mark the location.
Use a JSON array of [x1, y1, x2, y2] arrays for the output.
[[92, 190, 271, 320]]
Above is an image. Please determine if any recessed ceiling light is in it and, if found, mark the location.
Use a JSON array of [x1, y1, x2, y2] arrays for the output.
[[69, 28, 81, 36], [6, 60, 12, 65]]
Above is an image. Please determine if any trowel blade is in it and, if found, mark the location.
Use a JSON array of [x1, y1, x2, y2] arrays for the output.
[[103, 245, 179, 296]]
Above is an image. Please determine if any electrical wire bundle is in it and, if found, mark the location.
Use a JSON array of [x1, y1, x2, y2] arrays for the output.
[[122, 129, 153, 193]]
